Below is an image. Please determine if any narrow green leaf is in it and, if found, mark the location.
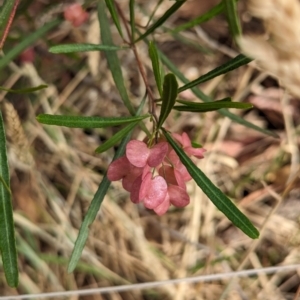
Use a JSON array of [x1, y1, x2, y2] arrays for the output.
[[162, 128, 259, 239], [174, 99, 253, 112], [49, 43, 127, 54], [145, 0, 164, 28], [104, 0, 124, 38], [0, 84, 47, 94], [0, 0, 14, 38], [135, 0, 186, 42], [172, 1, 225, 33], [157, 73, 178, 129], [224, 0, 241, 40], [158, 49, 278, 138], [191, 141, 203, 148], [36, 114, 149, 128], [68, 94, 146, 273], [95, 121, 139, 153], [0, 111, 18, 287], [129, 0, 135, 40], [178, 54, 252, 93], [0, 19, 61, 71], [0, 174, 11, 194], [149, 41, 163, 96], [98, 1, 135, 115]]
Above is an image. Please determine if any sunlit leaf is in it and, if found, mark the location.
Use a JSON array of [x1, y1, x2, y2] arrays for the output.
[[178, 54, 252, 93], [157, 73, 178, 129], [0, 111, 18, 287], [149, 41, 163, 96], [174, 98, 253, 112], [162, 128, 259, 239], [49, 44, 126, 54], [36, 114, 149, 128], [104, 0, 124, 38]]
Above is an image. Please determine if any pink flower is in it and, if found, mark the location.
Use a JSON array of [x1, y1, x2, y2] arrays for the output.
[[130, 172, 168, 209], [164, 150, 192, 181], [153, 185, 190, 216], [173, 132, 206, 159], [107, 156, 145, 192], [64, 4, 89, 27], [106, 134, 205, 216], [126, 140, 168, 168]]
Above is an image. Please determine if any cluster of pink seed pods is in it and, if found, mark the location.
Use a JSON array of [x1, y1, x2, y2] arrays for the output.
[[107, 133, 206, 215]]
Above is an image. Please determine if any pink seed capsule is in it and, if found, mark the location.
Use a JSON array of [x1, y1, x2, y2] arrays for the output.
[[64, 4, 89, 27]]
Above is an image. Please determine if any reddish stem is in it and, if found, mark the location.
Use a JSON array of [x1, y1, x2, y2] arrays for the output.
[[115, 2, 159, 125], [0, 0, 20, 50]]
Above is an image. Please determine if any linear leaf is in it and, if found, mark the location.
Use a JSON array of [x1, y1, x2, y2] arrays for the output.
[[0, 111, 18, 287], [104, 0, 124, 38], [157, 73, 178, 129], [0, 19, 61, 71], [178, 54, 252, 93], [0, 0, 14, 38], [49, 43, 126, 54], [172, 1, 225, 33], [224, 0, 241, 40], [149, 41, 163, 96], [158, 49, 278, 138], [0, 84, 47, 94], [174, 99, 253, 112], [145, 0, 164, 28], [95, 121, 139, 153], [98, 1, 135, 115], [36, 114, 149, 128], [135, 0, 186, 42], [162, 128, 259, 239], [68, 94, 146, 273], [129, 0, 135, 40]]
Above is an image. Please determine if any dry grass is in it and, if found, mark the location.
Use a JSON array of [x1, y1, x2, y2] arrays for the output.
[[239, 0, 300, 98], [1, 1, 300, 300]]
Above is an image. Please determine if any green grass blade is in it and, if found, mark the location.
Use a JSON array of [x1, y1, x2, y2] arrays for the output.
[[158, 49, 278, 138], [95, 121, 139, 153], [0, 111, 18, 287], [174, 99, 253, 112], [36, 114, 149, 128], [0, 84, 47, 94], [149, 41, 163, 96], [0, 19, 61, 71], [49, 43, 127, 54], [129, 0, 135, 40], [172, 1, 225, 33], [135, 0, 186, 42], [178, 54, 252, 93], [98, 0, 135, 115], [162, 128, 259, 239], [68, 95, 146, 273], [224, 0, 241, 41], [157, 73, 178, 129], [104, 0, 124, 38]]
